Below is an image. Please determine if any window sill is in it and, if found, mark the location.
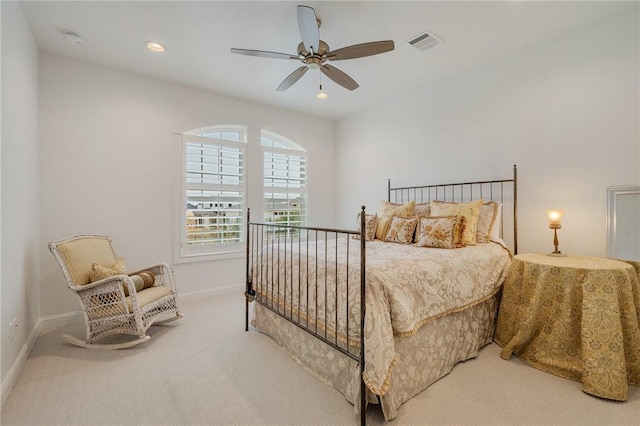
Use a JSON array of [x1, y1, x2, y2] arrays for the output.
[[174, 249, 244, 264]]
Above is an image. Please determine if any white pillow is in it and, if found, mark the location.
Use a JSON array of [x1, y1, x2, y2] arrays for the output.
[[490, 203, 503, 241], [476, 201, 499, 244]]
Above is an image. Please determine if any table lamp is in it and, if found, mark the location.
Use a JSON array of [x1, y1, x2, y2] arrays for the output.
[[546, 210, 567, 257]]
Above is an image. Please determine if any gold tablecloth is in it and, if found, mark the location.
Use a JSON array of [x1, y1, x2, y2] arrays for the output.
[[495, 253, 640, 401]]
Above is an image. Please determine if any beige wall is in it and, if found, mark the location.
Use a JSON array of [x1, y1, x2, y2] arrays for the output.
[[1, 1, 41, 396], [336, 10, 640, 257], [38, 54, 337, 317]]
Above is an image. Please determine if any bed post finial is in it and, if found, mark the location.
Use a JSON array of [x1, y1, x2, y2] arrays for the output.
[[359, 206, 367, 242]]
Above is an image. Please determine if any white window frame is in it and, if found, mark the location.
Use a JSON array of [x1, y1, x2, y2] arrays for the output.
[[176, 128, 247, 263]]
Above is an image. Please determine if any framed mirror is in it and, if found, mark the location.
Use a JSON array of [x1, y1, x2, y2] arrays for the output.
[[607, 186, 640, 260]]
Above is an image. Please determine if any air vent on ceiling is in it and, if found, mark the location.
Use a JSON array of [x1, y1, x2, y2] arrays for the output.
[[408, 30, 442, 51]]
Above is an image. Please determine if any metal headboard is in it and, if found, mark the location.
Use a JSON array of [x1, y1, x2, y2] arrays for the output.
[[388, 165, 518, 254]]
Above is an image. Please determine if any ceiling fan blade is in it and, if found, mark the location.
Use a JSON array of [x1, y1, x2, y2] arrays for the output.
[[320, 64, 359, 91], [297, 5, 320, 54], [230, 48, 299, 60], [276, 66, 309, 91], [326, 40, 395, 61]]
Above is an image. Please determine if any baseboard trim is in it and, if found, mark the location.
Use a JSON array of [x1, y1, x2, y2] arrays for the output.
[[39, 310, 84, 333], [178, 284, 243, 303], [1, 319, 41, 408]]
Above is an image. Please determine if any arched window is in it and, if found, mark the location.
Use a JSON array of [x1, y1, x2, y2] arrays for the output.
[[261, 132, 307, 230]]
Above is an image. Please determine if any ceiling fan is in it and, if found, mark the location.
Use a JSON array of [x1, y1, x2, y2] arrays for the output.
[[230, 5, 395, 92]]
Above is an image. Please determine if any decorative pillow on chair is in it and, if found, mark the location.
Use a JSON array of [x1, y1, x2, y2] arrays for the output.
[[89, 258, 154, 296], [354, 213, 378, 241], [430, 199, 483, 246], [376, 200, 415, 240], [90, 258, 127, 282], [129, 272, 156, 293], [384, 216, 419, 244], [416, 216, 466, 249]]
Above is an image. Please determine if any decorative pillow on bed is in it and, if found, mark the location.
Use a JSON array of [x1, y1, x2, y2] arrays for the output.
[[490, 202, 503, 241], [384, 215, 419, 244], [476, 201, 499, 244], [376, 200, 415, 240], [415, 216, 466, 249], [429, 199, 483, 246], [353, 213, 378, 241], [414, 202, 430, 216]]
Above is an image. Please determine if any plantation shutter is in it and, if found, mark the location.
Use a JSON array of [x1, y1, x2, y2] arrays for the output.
[[184, 134, 245, 249], [262, 142, 307, 229]]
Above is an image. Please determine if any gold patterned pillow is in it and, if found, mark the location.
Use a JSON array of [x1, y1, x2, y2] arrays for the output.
[[416, 216, 466, 249], [89, 258, 154, 296], [354, 213, 378, 241], [415, 202, 430, 216], [384, 215, 419, 244], [430, 199, 483, 246], [378, 200, 416, 218], [376, 200, 415, 239], [129, 271, 156, 293], [90, 258, 127, 282], [476, 201, 499, 244]]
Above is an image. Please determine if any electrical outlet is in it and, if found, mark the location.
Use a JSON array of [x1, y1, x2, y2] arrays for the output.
[[8, 318, 17, 343]]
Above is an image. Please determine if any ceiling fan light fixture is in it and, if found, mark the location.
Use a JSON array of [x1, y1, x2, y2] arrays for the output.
[[145, 41, 167, 53], [317, 84, 328, 99], [305, 56, 323, 69]]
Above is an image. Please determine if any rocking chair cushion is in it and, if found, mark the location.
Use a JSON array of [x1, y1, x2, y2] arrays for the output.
[[57, 237, 118, 285], [126, 286, 172, 312]]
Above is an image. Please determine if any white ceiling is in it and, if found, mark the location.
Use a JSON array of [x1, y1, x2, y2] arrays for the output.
[[21, 1, 636, 120]]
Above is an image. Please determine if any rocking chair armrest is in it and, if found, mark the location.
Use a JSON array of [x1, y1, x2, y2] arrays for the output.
[[70, 274, 135, 298], [128, 262, 177, 291]]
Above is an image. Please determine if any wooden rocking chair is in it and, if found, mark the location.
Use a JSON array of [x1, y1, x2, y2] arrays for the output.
[[49, 235, 183, 349]]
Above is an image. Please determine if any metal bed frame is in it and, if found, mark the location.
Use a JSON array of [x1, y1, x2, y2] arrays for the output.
[[245, 165, 518, 425]]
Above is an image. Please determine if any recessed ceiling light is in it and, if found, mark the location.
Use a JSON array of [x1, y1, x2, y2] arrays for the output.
[[145, 41, 166, 53], [63, 31, 84, 45]]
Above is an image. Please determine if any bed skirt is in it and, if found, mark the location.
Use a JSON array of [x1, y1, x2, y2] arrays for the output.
[[252, 292, 499, 421]]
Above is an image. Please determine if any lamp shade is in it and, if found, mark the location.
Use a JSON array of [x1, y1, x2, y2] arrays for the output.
[[546, 210, 563, 226]]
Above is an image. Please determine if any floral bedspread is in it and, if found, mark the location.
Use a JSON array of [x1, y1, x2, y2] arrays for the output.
[[250, 238, 511, 395]]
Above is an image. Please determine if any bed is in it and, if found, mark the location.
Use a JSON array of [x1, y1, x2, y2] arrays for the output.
[[244, 165, 518, 424]]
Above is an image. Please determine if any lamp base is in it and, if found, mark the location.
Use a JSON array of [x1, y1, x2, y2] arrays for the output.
[[547, 252, 567, 257]]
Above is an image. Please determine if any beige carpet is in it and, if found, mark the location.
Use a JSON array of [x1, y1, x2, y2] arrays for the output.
[[2, 291, 638, 425]]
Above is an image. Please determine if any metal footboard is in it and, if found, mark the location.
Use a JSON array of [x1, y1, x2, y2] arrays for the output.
[[245, 207, 367, 426]]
